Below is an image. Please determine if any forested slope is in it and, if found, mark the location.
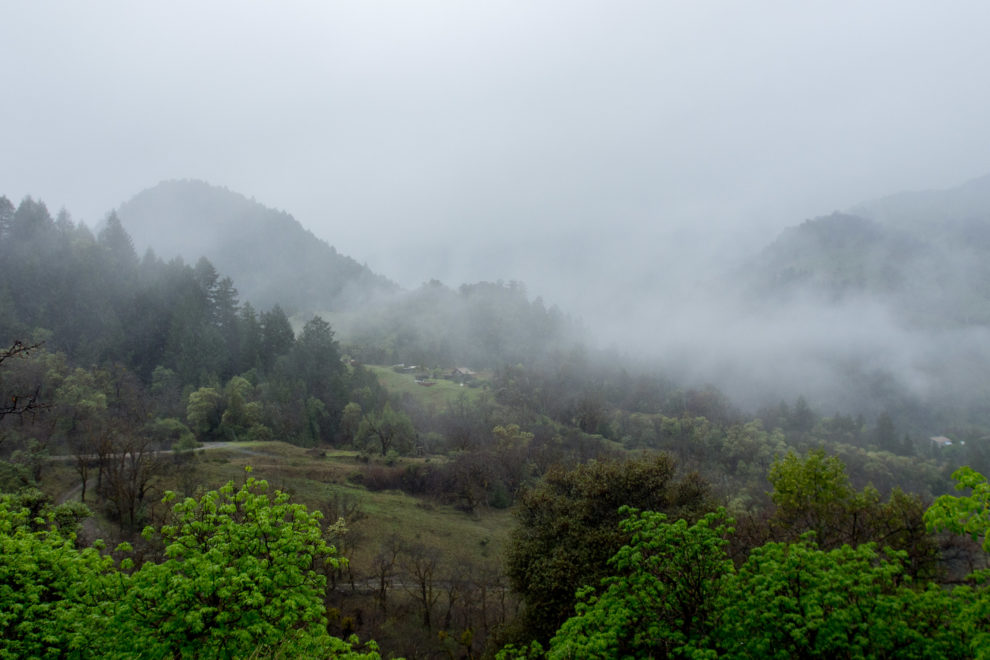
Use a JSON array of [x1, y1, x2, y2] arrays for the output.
[[4, 190, 990, 657], [118, 179, 398, 313]]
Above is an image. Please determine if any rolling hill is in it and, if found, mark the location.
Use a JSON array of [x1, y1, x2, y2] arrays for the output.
[[737, 174, 990, 328], [117, 179, 398, 314]]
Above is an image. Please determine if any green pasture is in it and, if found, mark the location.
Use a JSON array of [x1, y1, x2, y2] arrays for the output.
[[171, 441, 513, 574], [365, 365, 490, 411]]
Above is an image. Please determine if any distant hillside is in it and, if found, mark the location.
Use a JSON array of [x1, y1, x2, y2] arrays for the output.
[[737, 199, 990, 328], [117, 180, 398, 313], [851, 173, 990, 233], [331, 279, 581, 369], [680, 176, 990, 424]]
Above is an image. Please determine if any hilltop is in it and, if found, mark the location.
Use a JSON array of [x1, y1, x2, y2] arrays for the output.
[[117, 179, 398, 314], [736, 176, 990, 327]]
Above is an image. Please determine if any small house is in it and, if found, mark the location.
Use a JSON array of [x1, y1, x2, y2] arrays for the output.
[[930, 436, 954, 448]]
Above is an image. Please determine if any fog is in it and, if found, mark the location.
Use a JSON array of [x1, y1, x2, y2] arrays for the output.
[[613, 284, 990, 415], [7, 2, 990, 415]]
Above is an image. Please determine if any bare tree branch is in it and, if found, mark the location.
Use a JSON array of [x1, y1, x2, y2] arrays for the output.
[[0, 341, 49, 420]]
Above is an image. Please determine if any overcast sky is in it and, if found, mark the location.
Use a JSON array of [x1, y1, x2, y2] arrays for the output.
[[5, 2, 990, 310]]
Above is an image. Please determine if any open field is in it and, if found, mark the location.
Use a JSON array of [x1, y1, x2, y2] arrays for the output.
[[185, 442, 513, 573], [46, 440, 514, 591], [365, 365, 491, 412]]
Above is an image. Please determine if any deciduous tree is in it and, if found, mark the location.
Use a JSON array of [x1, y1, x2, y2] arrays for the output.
[[548, 508, 733, 659], [115, 474, 378, 658], [357, 403, 416, 456], [505, 453, 712, 644]]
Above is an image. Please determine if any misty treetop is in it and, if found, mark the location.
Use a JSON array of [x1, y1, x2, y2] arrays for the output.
[[336, 278, 582, 369], [1, 190, 583, 380], [0, 194, 391, 451], [716, 203, 990, 427]]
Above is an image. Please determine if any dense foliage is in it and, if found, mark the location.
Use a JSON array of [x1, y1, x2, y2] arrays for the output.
[[530, 468, 990, 659], [505, 455, 712, 644], [0, 195, 391, 450], [0, 479, 379, 659], [548, 508, 734, 659]]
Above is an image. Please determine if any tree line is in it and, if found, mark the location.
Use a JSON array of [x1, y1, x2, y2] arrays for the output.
[[500, 452, 990, 658]]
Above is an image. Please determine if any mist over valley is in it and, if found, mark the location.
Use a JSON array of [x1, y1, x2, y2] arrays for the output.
[[107, 174, 990, 432], [8, 4, 990, 656]]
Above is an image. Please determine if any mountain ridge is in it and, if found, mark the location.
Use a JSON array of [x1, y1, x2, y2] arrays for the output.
[[850, 173, 990, 232], [117, 179, 399, 314], [730, 173, 990, 327]]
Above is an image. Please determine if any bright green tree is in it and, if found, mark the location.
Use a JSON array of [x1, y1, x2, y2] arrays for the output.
[[925, 466, 990, 552], [0, 494, 113, 659], [925, 466, 990, 658], [541, 507, 972, 660], [0, 477, 379, 659], [766, 449, 939, 577], [114, 474, 378, 658], [718, 537, 968, 659], [768, 449, 860, 543], [185, 386, 223, 439], [548, 507, 733, 659]]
